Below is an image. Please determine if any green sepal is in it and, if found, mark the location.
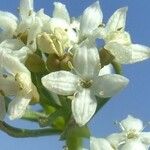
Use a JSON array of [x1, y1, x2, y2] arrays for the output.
[[111, 61, 122, 75], [60, 119, 90, 140], [95, 97, 110, 114], [25, 53, 46, 73]]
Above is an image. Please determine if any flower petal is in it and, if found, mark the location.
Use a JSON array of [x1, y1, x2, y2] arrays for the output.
[[12, 46, 31, 63], [129, 44, 150, 64], [0, 51, 30, 75], [16, 72, 32, 94], [90, 137, 114, 150], [93, 74, 129, 98], [73, 41, 100, 80], [27, 17, 42, 51], [36, 9, 51, 32], [0, 75, 18, 96], [99, 64, 113, 76], [120, 115, 143, 132], [104, 42, 132, 64], [120, 140, 147, 150], [107, 133, 125, 148], [0, 39, 30, 62], [105, 31, 131, 45], [19, 0, 34, 19], [42, 71, 78, 95], [72, 89, 97, 126], [106, 7, 128, 34], [0, 39, 25, 50], [0, 11, 17, 34], [80, 1, 103, 36], [0, 96, 6, 121], [140, 132, 150, 145], [49, 17, 78, 44], [53, 2, 70, 23], [8, 96, 31, 120]]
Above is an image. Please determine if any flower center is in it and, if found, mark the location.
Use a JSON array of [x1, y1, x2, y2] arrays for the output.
[[80, 80, 93, 88], [16, 31, 28, 44], [0, 90, 5, 96], [126, 130, 139, 139]]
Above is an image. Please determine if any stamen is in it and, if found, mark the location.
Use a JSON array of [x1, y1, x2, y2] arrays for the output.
[[127, 130, 139, 139], [72, 28, 77, 33], [98, 23, 105, 28], [99, 91, 104, 96], [64, 29, 68, 32], [0, 90, 5, 97], [117, 27, 123, 31], [2, 74, 7, 78], [80, 80, 93, 88], [28, 10, 32, 16]]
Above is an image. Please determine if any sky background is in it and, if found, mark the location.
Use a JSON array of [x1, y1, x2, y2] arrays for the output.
[[0, 0, 150, 149]]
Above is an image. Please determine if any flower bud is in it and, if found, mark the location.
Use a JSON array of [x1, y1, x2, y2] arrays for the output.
[[46, 54, 61, 72], [60, 53, 73, 71], [30, 84, 40, 104], [99, 48, 115, 67], [52, 116, 65, 130], [17, 31, 28, 45], [25, 53, 46, 73], [46, 53, 72, 72], [37, 32, 64, 56]]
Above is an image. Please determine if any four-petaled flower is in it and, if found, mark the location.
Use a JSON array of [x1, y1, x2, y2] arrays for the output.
[[101, 7, 150, 64], [0, 51, 37, 119], [42, 40, 129, 126], [107, 115, 150, 150]]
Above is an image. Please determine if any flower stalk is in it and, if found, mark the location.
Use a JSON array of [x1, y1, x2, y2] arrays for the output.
[[0, 121, 61, 138]]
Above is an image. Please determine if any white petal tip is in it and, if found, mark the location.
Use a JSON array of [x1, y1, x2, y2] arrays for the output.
[[53, 2, 64, 7], [120, 7, 128, 12]]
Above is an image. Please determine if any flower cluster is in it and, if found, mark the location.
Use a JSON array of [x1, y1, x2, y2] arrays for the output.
[[83, 116, 150, 150], [0, 0, 150, 149]]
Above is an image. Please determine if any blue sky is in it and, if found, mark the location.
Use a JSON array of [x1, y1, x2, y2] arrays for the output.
[[0, 0, 150, 149]]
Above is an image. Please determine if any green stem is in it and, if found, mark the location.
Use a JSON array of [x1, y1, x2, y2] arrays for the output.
[[21, 110, 48, 122], [66, 136, 83, 150], [111, 61, 122, 75], [0, 121, 61, 138]]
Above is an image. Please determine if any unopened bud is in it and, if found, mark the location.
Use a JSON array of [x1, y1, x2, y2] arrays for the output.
[[99, 48, 115, 67], [25, 53, 46, 73], [46, 54, 60, 72], [17, 31, 28, 45], [30, 84, 40, 104], [52, 116, 65, 130], [60, 53, 73, 71], [37, 32, 64, 56], [46, 53, 72, 72]]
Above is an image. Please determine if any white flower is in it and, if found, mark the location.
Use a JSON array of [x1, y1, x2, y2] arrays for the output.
[[16, 0, 43, 51], [0, 0, 46, 56], [0, 39, 31, 62], [0, 51, 32, 119], [102, 7, 150, 64], [0, 11, 18, 41], [49, 2, 78, 47], [107, 115, 150, 149], [79, 1, 103, 41], [90, 137, 114, 150], [42, 40, 129, 126], [120, 140, 148, 150], [49, 1, 103, 48]]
